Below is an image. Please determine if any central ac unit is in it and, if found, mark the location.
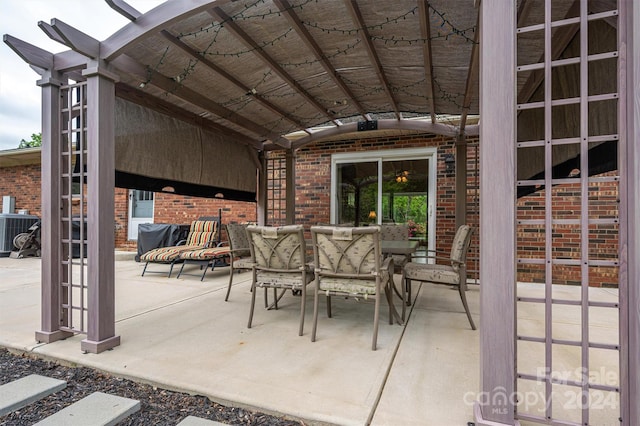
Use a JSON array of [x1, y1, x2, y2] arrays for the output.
[[0, 213, 39, 256]]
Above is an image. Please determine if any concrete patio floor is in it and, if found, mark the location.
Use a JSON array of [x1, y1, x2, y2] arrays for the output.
[[0, 255, 620, 425]]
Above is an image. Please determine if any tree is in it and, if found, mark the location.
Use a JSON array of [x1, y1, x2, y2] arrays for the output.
[[18, 133, 42, 148]]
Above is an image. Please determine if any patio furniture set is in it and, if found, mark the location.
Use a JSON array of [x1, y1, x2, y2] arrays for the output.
[[140, 221, 476, 350]]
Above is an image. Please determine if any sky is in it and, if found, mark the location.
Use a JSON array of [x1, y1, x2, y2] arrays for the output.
[[0, 0, 164, 151]]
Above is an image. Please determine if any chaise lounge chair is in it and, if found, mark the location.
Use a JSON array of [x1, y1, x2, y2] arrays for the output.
[[140, 219, 219, 278]]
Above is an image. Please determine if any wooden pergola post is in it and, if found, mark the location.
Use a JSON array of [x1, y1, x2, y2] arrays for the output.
[[257, 151, 267, 226], [80, 63, 120, 354], [285, 149, 296, 225], [475, 0, 518, 424], [455, 134, 468, 230], [35, 71, 74, 344]]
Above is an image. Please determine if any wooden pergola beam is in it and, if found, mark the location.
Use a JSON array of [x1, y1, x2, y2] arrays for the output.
[[274, 0, 368, 120], [344, 0, 400, 119], [459, 11, 480, 135], [102, 0, 234, 60], [418, 0, 437, 123], [49, 18, 100, 59], [291, 118, 459, 149], [110, 54, 291, 148], [105, 0, 142, 22], [159, 30, 306, 131], [209, 7, 339, 124], [2, 35, 53, 70], [38, 21, 67, 45]]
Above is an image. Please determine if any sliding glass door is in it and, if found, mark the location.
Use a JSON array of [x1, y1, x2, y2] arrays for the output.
[[331, 148, 436, 251]]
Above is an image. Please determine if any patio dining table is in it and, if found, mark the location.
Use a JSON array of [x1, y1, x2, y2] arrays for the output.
[[381, 239, 419, 320], [381, 239, 420, 257]]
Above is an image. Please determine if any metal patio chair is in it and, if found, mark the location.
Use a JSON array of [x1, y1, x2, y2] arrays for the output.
[[310, 226, 394, 350], [402, 224, 476, 330], [224, 223, 253, 301], [381, 223, 410, 274], [246, 225, 313, 336]]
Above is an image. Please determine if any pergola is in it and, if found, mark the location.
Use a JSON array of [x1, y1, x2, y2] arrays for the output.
[[3, 0, 638, 425]]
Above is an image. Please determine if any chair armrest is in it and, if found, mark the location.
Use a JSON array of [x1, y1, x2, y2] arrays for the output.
[[409, 253, 452, 263], [176, 239, 187, 246], [381, 256, 394, 272], [424, 249, 449, 255]]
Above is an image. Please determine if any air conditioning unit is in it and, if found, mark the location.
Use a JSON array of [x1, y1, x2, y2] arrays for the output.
[[0, 213, 39, 257]]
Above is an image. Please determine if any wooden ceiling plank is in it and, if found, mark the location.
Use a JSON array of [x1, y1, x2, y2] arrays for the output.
[[209, 7, 338, 124], [344, 0, 400, 119], [160, 30, 307, 130], [3, 34, 54, 70], [110, 54, 291, 148], [418, 0, 437, 123], [105, 0, 142, 22], [50, 18, 100, 59], [274, 0, 368, 120]]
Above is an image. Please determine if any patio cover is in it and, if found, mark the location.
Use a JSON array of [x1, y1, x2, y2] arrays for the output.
[[2, 0, 618, 199]]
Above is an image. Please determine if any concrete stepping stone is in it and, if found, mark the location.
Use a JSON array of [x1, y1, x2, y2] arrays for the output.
[[34, 391, 140, 426], [0, 374, 66, 416], [177, 416, 228, 426]]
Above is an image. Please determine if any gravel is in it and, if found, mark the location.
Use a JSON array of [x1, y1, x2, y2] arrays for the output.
[[0, 348, 305, 425]]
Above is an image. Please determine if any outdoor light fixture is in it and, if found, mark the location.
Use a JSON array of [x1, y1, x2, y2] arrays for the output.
[[368, 210, 377, 221], [161, 186, 175, 193], [444, 154, 455, 173]]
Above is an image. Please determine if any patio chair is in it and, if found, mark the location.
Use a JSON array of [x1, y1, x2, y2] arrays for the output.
[[402, 224, 476, 330], [140, 220, 219, 278], [246, 225, 313, 336], [224, 223, 253, 301], [381, 223, 410, 274], [310, 226, 394, 350]]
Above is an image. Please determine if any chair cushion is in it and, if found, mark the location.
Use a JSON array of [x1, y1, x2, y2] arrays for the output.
[[179, 247, 230, 260], [140, 245, 202, 263], [186, 220, 218, 246], [403, 262, 459, 285], [318, 277, 381, 295], [255, 270, 313, 288]]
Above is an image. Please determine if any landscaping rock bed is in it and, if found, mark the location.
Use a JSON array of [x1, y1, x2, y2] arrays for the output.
[[0, 348, 304, 425]]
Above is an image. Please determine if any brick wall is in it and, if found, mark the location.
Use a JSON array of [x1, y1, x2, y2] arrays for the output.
[[0, 163, 256, 250], [115, 192, 257, 248], [0, 142, 619, 287], [0, 164, 42, 216], [284, 133, 472, 268], [516, 175, 619, 287]]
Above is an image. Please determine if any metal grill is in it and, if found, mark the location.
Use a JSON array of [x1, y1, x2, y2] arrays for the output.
[[59, 82, 89, 335], [515, 1, 620, 424], [266, 155, 287, 226]]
